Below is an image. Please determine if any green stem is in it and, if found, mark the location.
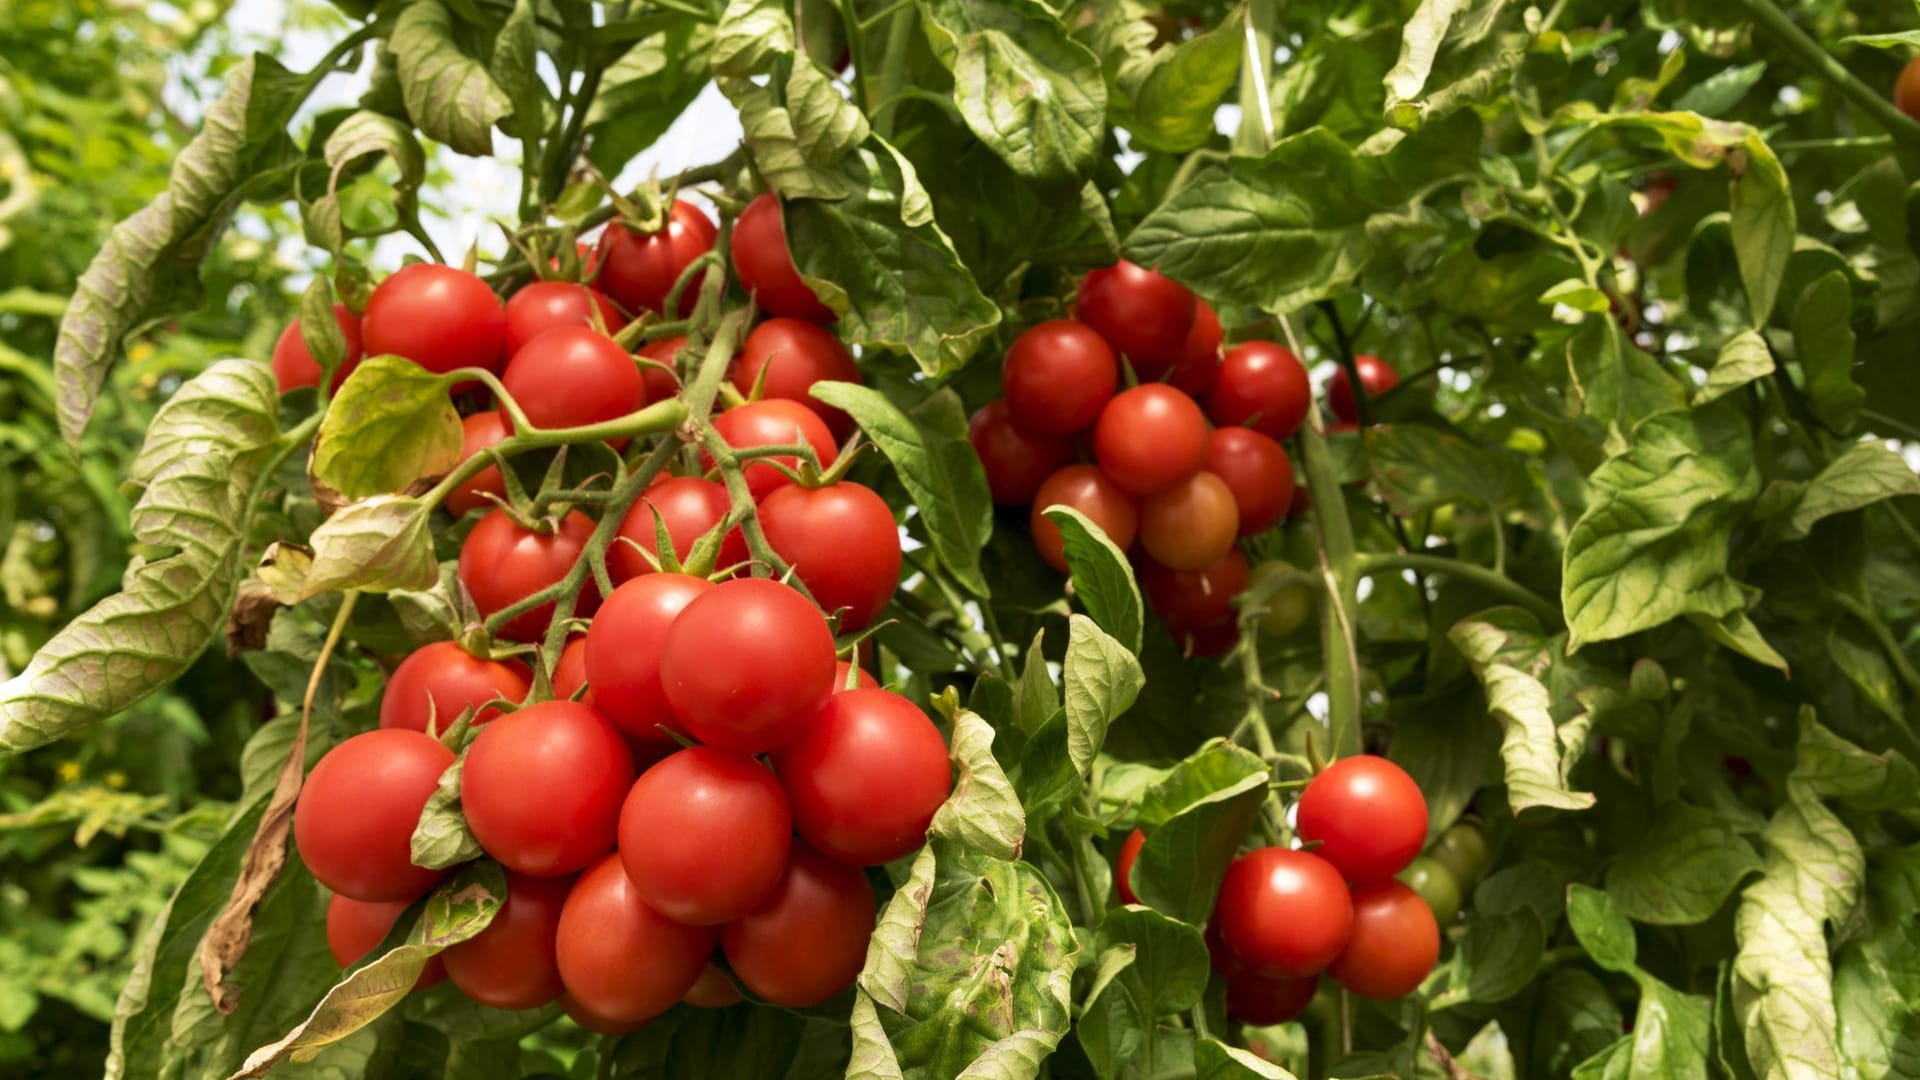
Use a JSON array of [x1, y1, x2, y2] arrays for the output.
[[871, 7, 918, 140], [1355, 552, 1562, 626], [421, 397, 688, 510], [1234, 0, 1278, 155], [1737, 0, 1920, 149], [1773, 135, 1896, 153], [540, 64, 604, 208]]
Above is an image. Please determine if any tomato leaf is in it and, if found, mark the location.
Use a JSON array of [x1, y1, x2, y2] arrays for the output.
[[1566, 884, 1637, 974], [586, 21, 714, 174], [1696, 328, 1773, 406], [1767, 440, 1920, 542], [1127, 740, 1267, 924], [929, 689, 1026, 861], [1042, 506, 1144, 654], [300, 496, 441, 598], [1063, 614, 1144, 780], [1449, 608, 1599, 816], [1604, 802, 1761, 926], [1366, 424, 1532, 520], [311, 355, 464, 503], [1194, 1038, 1298, 1079], [1082, 0, 1243, 155], [411, 751, 481, 870], [389, 0, 512, 157], [712, 0, 795, 78], [1078, 906, 1210, 1077], [1790, 270, 1863, 433]]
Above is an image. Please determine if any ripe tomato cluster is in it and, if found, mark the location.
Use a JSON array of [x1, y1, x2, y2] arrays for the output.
[[968, 259, 1399, 654], [1115, 756, 1439, 1025], [277, 196, 949, 1028]]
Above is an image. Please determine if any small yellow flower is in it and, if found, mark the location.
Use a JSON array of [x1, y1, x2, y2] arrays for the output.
[[56, 761, 81, 782], [106, 772, 128, 790]]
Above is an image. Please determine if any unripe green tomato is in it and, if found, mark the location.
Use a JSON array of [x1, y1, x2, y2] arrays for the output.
[[1397, 855, 1461, 924], [1248, 561, 1315, 638], [1430, 822, 1491, 885]]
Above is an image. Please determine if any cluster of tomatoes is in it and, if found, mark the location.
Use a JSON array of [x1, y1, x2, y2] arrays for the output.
[[966, 260, 1398, 654], [1116, 755, 1440, 1024], [274, 193, 950, 1028]]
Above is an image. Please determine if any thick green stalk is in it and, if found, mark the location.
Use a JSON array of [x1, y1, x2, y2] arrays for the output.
[[1737, 0, 1920, 150]]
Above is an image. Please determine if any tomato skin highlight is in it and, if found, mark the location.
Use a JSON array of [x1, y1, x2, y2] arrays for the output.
[[1327, 880, 1441, 1000], [1206, 427, 1295, 536], [720, 842, 876, 1007], [1140, 548, 1249, 631], [968, 399, 1074, 505], [498, 326, 645, 433], [379, 641, 530, 733], [1214, 847, 1354, 977], [555, 854, 715, 1023], [362, 263, 508, 378], [1077, 260, 1195, 376], [1093, 384, 1210, 497], [443, 871, 572, 1010], [1115, 828, 1146, 905], [585, 573, 713, 743], [776, 688, 952, 866], [444, 412, 511, 517], [294, 729, 453, 902], [596, 200, 717, 317], [619, 746, 793, 925], [1207, 342, 1311, 440], [1329, 355, 1400, 424], [758, 481, 901, 631], [272, 303, 364, 393], [457, 509, 599, 643], [1139, 471, 1240, 572], [731, 193, 835, 322], [460, 700, 636, 876], [325, 893, 447, 990], [504, 282, 623, 356], [610, 475, 746, 581], [660, 577, 838, 754], [1002, 320, 1118, 437], [731, 318, 861, 438], [707, 399, 840, 502], [1169, 298, 1223, 397], [1296, 754, 1429, 883], [1030, 464, 1139, 573]]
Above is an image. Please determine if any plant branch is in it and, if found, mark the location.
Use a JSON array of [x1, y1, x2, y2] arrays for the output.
[[1355, 552, 1562, 626], [1736, 0, 1920, 150]]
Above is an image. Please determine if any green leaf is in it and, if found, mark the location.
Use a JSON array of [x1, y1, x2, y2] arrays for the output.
[[1695, 329, 1773, 406], [1463, 906, 1545, 1002], [929, 689, 1027, 861], [1082, 0, 1243, 154], [312, 355, 464, 502], [712, 0, 795, 77], [1383, 0, 1472, 113], [918, 0, 1106, 185], [1775, 441, 1920, 541], [54, 55, 304, 446], [324, 110, 426, 197], [812, 382, 992, 596], [1366, 424, 1531, 518], [1079, 907, 1211, 1077], [1838, 31, 1920, 48], [390, 0, 512, 156], [1832, 847, 1920, 1078], [301, 496, 440, 598], [1195, 1038, 1299, 1079], [1, 361, 282, 753], [1042, 506, 1143, 653], [1571, 981, 1712, 1080], [1449, 608, 1599, 816], [1791, 270, 1863, 433], [488, 0, 542, 136], [586, 21, 714, 173], [1063, 614, 1145, 780], [229, 863, 505, 1077], [295, 276, 348, 376], [411, 751, 480, 869], [1567, 884, 1637, 973], [785, 144, 1001, 378], [1128, 740, 1268, 924], [1561, 403, 1761, 650], [1605, 802, 1761, 926], [1671, 62, 1767, 117], [1564, 318, 1688, 452], [1541, 278, 1612, 314]]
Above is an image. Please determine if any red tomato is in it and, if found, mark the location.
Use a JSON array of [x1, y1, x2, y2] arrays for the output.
[[1898, 57, 1920, 120], [1169, 299, 1222, 397], [498, 326, 645, 433], [619, 747, 793, 925], [1001, 320, 1118, 437], [460, 700, 635, 876], [1140, 472, 1239, 572], [294, 730, 452, 902], [443, 871, 571, 1010], [1093, 384, 1210, 497], [610, 475, 746, 581], [775, 688, 951, 865], [834, 659, 879, 692], [596, 201, 718, 317], [271, 303, 363, 393], [585, 573, 713, 743], [1205, 427, 1295, 536], [707, 399, 840, 502], [1140, 548, 1248, 631], [720, 842, 875, 1007], [1328, 355, 1400, 424], [379, 641, 529, 733], [555, 854, 715, 1023], [1227, 968, 1319, 1025], [444, 412, 510, 517], [1327, 880, 1440, 1000], [562, 993, 641, 1036], [1030, 465, 1139, 573], [638, 335, 686, 403], [683, 963, 743, 1008], [1115, 828, 1146, 905], [457, 509, 598, 643], [1287, 483, 1311, 521], [552, 636, 591, 707], [1077, 260, 1195, 376], [731, 318, 861, 438], [660, 577, 837, 753], [325, 894, 446, 990], [504, 282, 623, 356], [362, 263, 507, 378], [1296, 755, 1428, 883], [1184, 621, 1240, 658], [968, 399, 1074, 506], [758, 482, 901, 631], [1207, 342, 1311, 440], [1214, 848, 1354, 977], [730, 193, 834, 323]]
